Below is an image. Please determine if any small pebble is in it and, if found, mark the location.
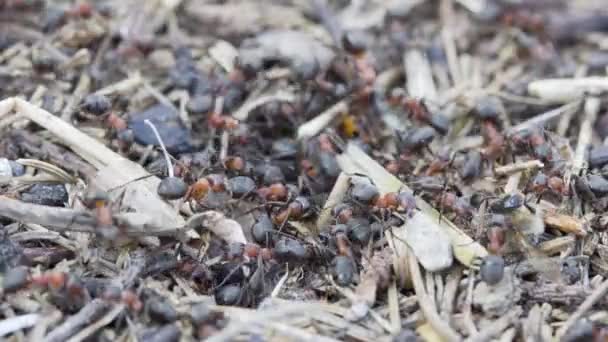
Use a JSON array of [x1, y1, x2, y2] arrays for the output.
[[480, 255, 505, 285], [2, 266, 29, 292], [21, 184, 68, 207], [214, 284, 242, 306], [128, 104, 193, 154], [188, 94, 214, 114], [146, 297, 178, 323], [81, 94, 111, 115], [157, 177, 188, 200], [332, 255, 355, 286], [227, 176, 256, 198]]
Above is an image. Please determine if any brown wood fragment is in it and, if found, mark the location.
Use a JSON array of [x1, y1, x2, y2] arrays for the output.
[[543, 211, 587, 236]]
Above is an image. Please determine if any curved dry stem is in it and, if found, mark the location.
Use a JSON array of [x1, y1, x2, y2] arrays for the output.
[[143, 119, 174, 178]]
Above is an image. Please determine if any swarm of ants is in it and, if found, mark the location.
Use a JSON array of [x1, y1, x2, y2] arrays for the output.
[[6, 0, 608, 340]]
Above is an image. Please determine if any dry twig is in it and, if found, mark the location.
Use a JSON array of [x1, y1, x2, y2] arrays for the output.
[[407, 251, 460, 342]]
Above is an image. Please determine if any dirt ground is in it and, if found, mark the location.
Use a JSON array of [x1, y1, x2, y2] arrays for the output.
[[2, 0, 608, 341]]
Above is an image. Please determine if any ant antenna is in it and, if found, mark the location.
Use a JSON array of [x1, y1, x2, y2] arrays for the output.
[[144, 119, 174, 178], [438, 176, 451, 224]]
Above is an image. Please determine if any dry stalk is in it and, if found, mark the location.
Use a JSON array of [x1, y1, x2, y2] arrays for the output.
[[93, 72, 142, 96], [315, 172, 350, 231], [556, 277, 608, 338], [144, 119, 174, 178], [404, 49, 438, 104], [233, 90, 296, 121], [468, 307, 522, 342], [407, 251, 461, 342], [463, 270, 478, 336], [43, 299, 110, 342], [65, 305, 124, 342], [528, 77, 608, 103], [0, 196, 188, 237], [0, 314, 40, 338], [573, 96, 600, 174], [297, 100, 348, 140], [494, 160, 543, 176], [61, 74, 90, 121], [508, 100, 582, 134]]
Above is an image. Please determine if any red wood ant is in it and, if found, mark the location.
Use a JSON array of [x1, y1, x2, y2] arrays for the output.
[[187, 174, 227, 201], [528, 172, 569, 202], [4, 269, 143, 311], [481, 120, 506, 163], [271, 196, 311, 225], [257, 183, 290, 202], [437, 192, 474, 220], [349, 180, 417, 217], [208, 97, 239, 130], [508, 127, 556, 164], [402, 98, 450, 135]]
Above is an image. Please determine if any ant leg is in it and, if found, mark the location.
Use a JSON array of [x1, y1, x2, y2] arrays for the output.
[[277, 208, 292, 233], [447, 150, 463, 170], [523, 197, 536, 214], [438, 202, 445, 224], [438, 177, 450, 224]]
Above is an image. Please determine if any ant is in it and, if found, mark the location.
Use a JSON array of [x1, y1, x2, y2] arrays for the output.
[[437, 192, 475, 222], [187, 174, 227, 201], [501, 9, 546, 35], [480, 120, 506, 166], [348, 180, 417, 217], [3, 269, 143, 311], [324, 224, 357, 286], [332, 203, 355, 224], [527, 172, 569, 202], [256, 182, 291, 202], [80, 187, 125, 242], [409, 174, 475, 220], [208, 97, 239, 131], [424, 148, 452, 176], [508, 127, 556, 164], [271, 196, 312, 225], [402, 97, 450, 135], [572, 172, 608, 213]]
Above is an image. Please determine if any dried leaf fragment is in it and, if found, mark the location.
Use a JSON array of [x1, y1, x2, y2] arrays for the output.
[[187, 211, 247, 245]]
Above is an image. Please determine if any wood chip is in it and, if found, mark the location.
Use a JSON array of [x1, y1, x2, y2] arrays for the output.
[[543, 212, 587, 236], [528, 77, 608, 103]]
